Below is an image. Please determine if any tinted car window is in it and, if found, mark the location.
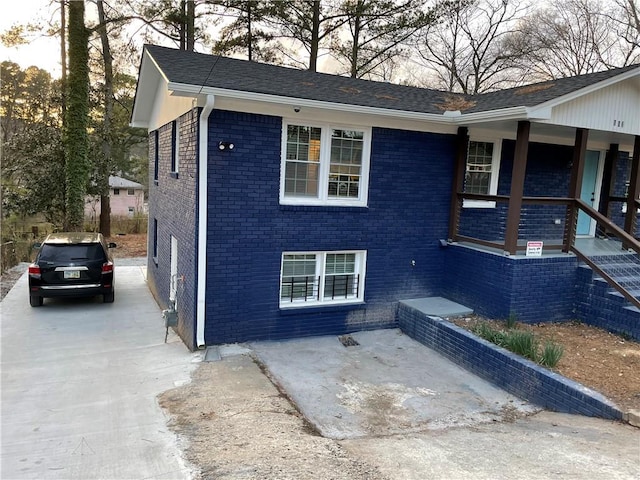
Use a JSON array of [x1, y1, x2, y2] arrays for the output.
[[39, 244, 105, 262]]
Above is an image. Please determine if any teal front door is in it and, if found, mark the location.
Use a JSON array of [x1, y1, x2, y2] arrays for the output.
[[577, 151, 600, 236]]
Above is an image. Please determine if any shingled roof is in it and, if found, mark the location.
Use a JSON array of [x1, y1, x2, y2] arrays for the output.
[[143, 44, 639, 117]]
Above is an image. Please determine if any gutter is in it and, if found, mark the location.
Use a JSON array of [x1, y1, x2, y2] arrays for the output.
[[196, 95, 215, 348]]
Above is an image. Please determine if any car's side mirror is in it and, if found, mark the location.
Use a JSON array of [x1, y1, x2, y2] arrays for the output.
[[107, 242, 117, 249], [33, 242, 42, 249]]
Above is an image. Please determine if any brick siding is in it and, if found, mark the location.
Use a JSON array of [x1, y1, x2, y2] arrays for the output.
[[146, 108, 200, 350], [204, 110, 456, 344], [442, 244, 578, 323]]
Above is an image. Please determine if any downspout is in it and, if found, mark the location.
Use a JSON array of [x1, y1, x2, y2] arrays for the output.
[[196, 95, 215, 348]]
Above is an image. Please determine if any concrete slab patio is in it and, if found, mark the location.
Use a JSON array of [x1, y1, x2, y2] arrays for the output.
[[1, 265, 199, 480], [251, 329, 540, 439]]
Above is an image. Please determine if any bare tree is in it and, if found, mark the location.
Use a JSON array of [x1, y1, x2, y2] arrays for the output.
[[414, 0, 531, 93], [97, 0, 114, 236], [513, 0, 638, 80], [608, 0, 640, 56]]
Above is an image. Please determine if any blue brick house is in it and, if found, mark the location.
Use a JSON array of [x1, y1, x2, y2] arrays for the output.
[[131, 45, 640, 350]]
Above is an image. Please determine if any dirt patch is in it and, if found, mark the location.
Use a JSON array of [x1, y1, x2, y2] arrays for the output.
[[158, 355, 386, 480], [107, 233, 147, 258], [452, 316, 640, 412]]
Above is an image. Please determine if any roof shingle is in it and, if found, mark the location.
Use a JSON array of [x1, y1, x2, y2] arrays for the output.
[[145, 44, 639, 116]]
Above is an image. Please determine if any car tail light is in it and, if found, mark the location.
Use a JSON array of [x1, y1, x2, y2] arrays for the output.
[[102, 261, 114, 274], [28, 264, 41, 278]]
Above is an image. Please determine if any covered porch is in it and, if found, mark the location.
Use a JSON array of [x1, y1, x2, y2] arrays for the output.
[[441, 70, 640, 338]]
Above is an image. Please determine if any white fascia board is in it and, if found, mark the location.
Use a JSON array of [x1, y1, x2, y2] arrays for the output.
[[166, 82, 456, 125], [452, 106, 532, 124], [130, 51, 169, 129], [523, 67, 640, 114]]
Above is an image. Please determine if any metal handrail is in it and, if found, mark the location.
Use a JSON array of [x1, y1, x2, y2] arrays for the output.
[[570, 199, 640, 310], [573, 199, 640, 256], [453, 193, 640, 309]]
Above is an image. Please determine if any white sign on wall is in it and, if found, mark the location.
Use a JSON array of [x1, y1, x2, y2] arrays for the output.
[[526, 241, 543, 257]]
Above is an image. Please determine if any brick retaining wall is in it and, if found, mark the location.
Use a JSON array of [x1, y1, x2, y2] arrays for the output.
[[398, 301, 623, 420]]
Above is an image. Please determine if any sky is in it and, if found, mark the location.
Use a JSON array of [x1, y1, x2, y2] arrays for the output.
[[1, 0, 87, 77]]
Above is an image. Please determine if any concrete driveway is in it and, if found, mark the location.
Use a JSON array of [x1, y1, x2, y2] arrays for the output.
[[1, 265, 199, 480]]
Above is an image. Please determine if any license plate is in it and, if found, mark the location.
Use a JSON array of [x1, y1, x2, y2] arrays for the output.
[[64, 270, 81, 279]]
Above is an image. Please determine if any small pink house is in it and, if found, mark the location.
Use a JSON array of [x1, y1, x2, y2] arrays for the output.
[[85, 175, 146, 220]]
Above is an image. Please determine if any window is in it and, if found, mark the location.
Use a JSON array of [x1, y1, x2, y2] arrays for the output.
[[171, 119, 180, 175], [281, 122, 370, 206], [464, 139, 501, 208], [127, 189, 135, 196], [113, 188, 120, 195], [153, 130, 159, 184], [152, 218, 158, 262], [280, 251, 366, 307]]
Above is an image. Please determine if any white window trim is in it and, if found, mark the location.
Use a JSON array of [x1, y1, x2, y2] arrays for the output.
[[463, 137, 502, 209], [279, 250, 367, 308], [279, 120, 371, 207]]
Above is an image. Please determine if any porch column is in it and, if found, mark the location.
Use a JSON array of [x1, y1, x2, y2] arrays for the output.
[[624, 135, 640, 238], [448, 126, 469, 241], [564, 128, 589, 252], [504, 121, 530, 255], [598, 143, 619, 220]]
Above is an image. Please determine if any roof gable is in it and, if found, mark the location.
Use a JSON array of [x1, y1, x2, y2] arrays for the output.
[[109, 175, 143, 189]]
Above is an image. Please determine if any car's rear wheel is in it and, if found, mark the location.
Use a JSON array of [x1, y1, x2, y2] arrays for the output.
[[29, 295, 43, 307], [103, 291, 115, 303]]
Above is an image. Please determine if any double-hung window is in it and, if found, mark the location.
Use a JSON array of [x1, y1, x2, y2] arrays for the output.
[[280, 251, 366, 307], [464, 139, 501, 208], [171, 119, 180, 176], [281, 122, 371, 206], [153, 130, 159, 184]]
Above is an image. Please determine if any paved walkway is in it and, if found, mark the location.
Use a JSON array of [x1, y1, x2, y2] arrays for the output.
[[1, 266, 199, 479]]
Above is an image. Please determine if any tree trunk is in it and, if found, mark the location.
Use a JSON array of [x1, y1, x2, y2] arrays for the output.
[[247, 1, 253, 61], [60, 0, 66, 117], [64, 0, 90, 231], [97, 0, 113, 237], [350, 2, 362, 78], [179, 0, 186, 50], [187, 0, 195, 51], [309, 0, 321, 71]]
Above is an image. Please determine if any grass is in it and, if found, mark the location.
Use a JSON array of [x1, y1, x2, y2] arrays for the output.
[[471, 321, 564, 368]]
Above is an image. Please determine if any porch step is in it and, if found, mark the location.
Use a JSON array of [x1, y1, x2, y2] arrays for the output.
[[399, 297, 473, 318], [608, 289, 640, 303]]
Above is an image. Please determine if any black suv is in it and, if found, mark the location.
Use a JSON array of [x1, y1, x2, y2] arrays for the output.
[[28, 233, 116, 307]]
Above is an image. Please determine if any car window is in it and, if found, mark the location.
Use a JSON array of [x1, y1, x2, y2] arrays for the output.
[[39, 244, 105, 262]]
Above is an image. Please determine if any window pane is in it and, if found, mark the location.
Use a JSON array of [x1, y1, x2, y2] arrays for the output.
[[328, 130, 363, 198], [325, 254, 355, 274], [285, 162, 318, 196], [285, 125, 322, 198], [281, 254, 318, 301], [465, 141, 494, 194], [324, 253, 357, 299]]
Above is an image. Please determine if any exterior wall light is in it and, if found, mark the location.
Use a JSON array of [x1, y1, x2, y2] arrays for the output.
[[218, 141, 234, 151]]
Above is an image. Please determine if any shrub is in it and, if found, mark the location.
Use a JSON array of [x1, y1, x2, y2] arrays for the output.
[[471, 321, 564, 369], [473, 322, 506, 346], [504, 330, 538, 361], [539, 341, 564, 368], [506, 312, 518, 329]]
